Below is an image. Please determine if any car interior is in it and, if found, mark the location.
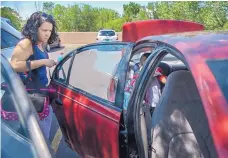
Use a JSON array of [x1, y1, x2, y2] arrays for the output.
[[125, 49, 217, 157], [125, 49, 188, 96]]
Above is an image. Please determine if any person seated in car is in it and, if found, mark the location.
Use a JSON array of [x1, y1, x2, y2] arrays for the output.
[[133, 53, 150, 73], [126, 53, 167, 109], [144, 67, 166, 109]]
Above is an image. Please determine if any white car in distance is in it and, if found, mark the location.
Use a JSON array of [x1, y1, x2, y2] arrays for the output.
[[96, 29, 118, 42]]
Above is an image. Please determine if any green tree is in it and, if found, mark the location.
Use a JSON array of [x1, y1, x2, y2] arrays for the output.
[[6, 1, 225, 32], [1, 7, 22, 30], [137, 8, 151, 20], [170, 2, 200, 21], [104, 18, 125, 31], [146, 1, 228, 30], [154, 2, 172, 19], [123, 2, 141, 22], [147, 2, 159, 19], [95, 8, 120, 31], [223, 21, 228, 30], [67, 4, 81, 31], [43, 2, 55, 14], [77, 4, 97, 31], [52, 4, 68, 31], [198, 1, 228, 30]]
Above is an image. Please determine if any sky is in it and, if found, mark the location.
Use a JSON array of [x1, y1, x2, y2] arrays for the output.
[[1, 1, 151, 20]]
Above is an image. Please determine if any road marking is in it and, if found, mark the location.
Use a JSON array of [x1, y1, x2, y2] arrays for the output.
[[51, 128, 63, 153]]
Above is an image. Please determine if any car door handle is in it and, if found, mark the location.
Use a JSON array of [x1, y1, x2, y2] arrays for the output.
[[55, 98, 63, 106]]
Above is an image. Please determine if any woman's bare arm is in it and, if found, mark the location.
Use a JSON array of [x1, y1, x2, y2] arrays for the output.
[[10, 39, 50, 72]]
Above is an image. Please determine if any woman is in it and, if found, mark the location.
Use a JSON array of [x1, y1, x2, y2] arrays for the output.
[[10, 12, 57, 139]]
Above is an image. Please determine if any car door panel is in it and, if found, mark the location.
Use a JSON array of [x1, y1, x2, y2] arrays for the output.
[[51, 81, 121, 157], [50, 83, 78, 151], [50, 43, 129, 157], [67, 89, 121, 158]]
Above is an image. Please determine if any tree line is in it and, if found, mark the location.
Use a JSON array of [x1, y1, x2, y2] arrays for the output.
[[1, 1, 228, 32]]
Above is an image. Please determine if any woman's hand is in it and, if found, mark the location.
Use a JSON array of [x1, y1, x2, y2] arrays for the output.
[[43, 59, 56, 68]]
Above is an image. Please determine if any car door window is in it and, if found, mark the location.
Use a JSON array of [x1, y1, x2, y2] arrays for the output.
[[54, 54, 73, 83], [1, 29, 20, 49], [68, 44, 126, 102]]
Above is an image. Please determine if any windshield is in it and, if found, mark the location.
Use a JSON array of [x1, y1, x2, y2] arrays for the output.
[[99, 31, 115, 36]]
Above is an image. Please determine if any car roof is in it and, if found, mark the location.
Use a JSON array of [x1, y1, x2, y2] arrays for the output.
[[99, 29, 115, 32], [1, 17, 10, 22], [1, 19, 22, 60], [140, 31, 228, 60], [1, 19, 22, 39]]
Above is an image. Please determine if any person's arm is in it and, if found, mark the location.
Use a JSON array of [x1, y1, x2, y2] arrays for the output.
[[10, 39, 55, 72]]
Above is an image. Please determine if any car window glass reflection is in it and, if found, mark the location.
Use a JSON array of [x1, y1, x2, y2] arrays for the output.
[[1, 29, 19, 49], [69, 44, 124, 101]]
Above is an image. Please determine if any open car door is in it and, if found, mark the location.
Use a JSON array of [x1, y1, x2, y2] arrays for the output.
[[49, 42, 129, 157]]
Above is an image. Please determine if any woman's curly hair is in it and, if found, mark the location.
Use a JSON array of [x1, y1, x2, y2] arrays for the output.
[[22, 11, 58, 44]]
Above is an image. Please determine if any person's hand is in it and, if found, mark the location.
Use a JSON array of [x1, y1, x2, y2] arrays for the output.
[[43, 59, 56, 68]]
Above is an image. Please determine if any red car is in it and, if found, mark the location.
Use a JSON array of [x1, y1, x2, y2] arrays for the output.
[[48, 20, 228, 158], [1, 20, 228, 158]]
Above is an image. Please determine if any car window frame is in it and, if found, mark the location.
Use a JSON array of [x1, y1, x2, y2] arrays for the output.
[[126, 41, 190, 157], [53, 52, 74, 85], [52, 42, 130, 109], [1, 28, 20, 50]]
